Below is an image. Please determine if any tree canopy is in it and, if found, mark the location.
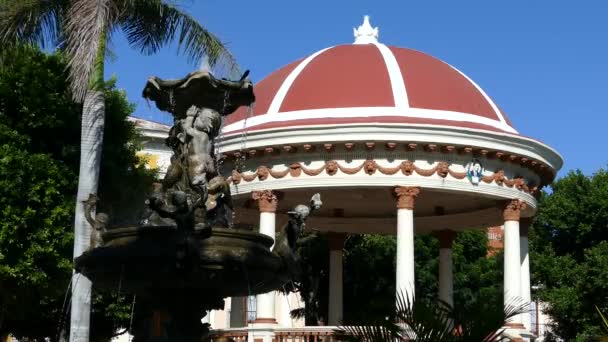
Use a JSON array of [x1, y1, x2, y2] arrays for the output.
[[0, 45, 154, 340], [531, 168, 608, 341]]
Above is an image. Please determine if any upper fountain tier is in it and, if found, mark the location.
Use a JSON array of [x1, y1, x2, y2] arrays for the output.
[[143, 70, 255, 118]]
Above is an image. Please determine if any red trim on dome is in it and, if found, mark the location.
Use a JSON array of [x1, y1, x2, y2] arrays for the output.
[[279, 45, 394, 112], [225, 59, 303, 125], [225, 116, 512, 135], [389, 47, 500, 121]]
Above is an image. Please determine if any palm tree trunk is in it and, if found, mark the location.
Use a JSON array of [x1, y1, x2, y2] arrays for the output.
[[69, 31, 106, 342]]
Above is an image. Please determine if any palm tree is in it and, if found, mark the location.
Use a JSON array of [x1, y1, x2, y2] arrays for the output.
[[595, 306, 608, 342], [0, 1, 236, 340], [337, 292, 527, 342]]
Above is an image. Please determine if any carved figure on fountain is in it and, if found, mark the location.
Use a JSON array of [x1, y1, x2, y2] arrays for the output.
[[161, 123, 187, 192], [146, 190, 207, 233], [273, 193, 323, 282], [205, 175, 233, 228], [140, 70, 255, 232], [185, 107, 219, 184], [83, 193, 108, 249]]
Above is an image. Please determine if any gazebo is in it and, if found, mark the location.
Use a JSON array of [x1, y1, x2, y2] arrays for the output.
[[213, 16, 563, 341], [129, 16, 562, 342]]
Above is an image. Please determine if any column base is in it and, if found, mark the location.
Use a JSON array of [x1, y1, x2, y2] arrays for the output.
[[251, 318, 278, 324], [247, 324, 277, 342], [502, 324, 535, 342], [504, 322, 525, 329]]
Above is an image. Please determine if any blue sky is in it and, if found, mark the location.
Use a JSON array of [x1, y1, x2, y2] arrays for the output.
[[105, 1, 608, 177]]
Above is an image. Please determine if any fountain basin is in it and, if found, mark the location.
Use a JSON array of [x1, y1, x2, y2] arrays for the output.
[[75, 227, 287, 298]]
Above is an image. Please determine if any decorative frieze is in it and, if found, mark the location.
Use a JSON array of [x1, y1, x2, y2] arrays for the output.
[[229, 159, 538, 194], [303, 144, 315, 152], [385, 142, 397, 151], [221, 142, 554, 184]]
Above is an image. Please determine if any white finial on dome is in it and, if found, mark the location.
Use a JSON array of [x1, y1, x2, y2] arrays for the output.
[[353, 15, 379, 44]]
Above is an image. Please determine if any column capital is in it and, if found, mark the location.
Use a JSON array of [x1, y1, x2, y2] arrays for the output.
[[252, 190, 280, 213], [328, 233, 347, 251], [502, 199, 527, 222], [435, 230, 457, 249], [394, 186, 421, 210]]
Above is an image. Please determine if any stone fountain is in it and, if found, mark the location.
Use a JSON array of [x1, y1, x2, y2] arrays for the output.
[[75, 70, 321, 341]]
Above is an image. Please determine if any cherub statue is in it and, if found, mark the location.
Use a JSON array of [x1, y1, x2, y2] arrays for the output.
[[273, 193, 322, 281], [83, 193, 109, 249], [147, 190, 208, 233], [205, 176, 233, 228], [161, 123, 187, 191], [182, 106, 221, 196]]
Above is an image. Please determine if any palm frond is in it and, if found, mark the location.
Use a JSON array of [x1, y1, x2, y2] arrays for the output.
[[64, 0, 117, 100], [597, 306, 608, 335], [395, 293, 454, 342], [119, 0, 238, 76], [337, 291, 527, 342], [453, 297, 528, 342], [0, 0, 65, 48]]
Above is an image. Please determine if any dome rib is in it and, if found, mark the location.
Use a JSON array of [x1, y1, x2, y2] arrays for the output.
[[373, 43, 409, 108], [268, 47, 333, 114]]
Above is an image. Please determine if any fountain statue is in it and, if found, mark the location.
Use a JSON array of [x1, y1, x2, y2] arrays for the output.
[[75, 70, 321, 341]]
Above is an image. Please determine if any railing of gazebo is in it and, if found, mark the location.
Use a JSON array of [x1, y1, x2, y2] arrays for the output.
[[208, 327, 340, 341]]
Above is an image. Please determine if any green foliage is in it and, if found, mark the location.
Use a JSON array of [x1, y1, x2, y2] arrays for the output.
[[0, 124, 75, 339], [295, 229, 501, 326], [531, 169, 608, 341], [97, 77, 157, 225], [343, 234, 397, 323], [336, 291, 526, 342], [287, 233, 329, 325], [340, 231, 501, 324], [0, 46, 154, 340], [451, 231, 503, 313]]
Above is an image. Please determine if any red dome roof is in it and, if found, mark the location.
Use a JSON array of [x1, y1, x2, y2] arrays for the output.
[[223, 44, 517, 135]]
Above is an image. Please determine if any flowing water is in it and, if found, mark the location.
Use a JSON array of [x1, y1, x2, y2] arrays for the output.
[[230, 103, 255, 228], [213, 90, 231, 174], [128, 295, 137, 342], [234, 104, 254, 172], [56, 278, 73, 341]]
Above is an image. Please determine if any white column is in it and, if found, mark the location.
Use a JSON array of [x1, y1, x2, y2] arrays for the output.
[[437, 230, 456, 308], [503, 200, 526, 327], [252, 190, 279, 325], [278, 293, 292, 327], [395, 187, 420, 302], [520, 219, 532, 331], [328, 233, 345, 325]]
